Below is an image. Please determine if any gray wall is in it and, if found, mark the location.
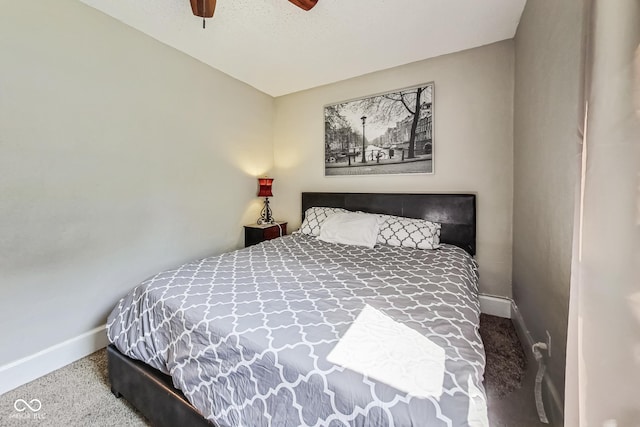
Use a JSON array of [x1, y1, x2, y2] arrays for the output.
[[512, 0, 586, 413], [0, 0, 274, 366], [273, 41, 515, 297]]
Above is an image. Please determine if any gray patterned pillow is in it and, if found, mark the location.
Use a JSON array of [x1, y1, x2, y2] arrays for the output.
[[299, 207, 349, 236], [377, 215, 441, 250]]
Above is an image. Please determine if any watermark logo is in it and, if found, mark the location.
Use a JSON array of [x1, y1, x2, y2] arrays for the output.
[[9, 399, 46, 420], [14, 399, 41, 413]]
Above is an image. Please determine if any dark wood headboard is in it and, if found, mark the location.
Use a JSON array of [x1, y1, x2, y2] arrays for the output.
[[301, 192, 476, 255]]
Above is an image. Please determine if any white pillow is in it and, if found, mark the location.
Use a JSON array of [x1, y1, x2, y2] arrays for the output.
[[318, 212, 383, 248], [299, 207, 348, 236], [377, 215, 441, 250]]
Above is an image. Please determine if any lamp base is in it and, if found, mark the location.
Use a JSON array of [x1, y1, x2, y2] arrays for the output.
[[257, 198, 274, 225]]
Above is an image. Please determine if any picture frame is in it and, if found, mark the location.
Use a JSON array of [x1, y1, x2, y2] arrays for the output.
[[324, 82, 434, 176]]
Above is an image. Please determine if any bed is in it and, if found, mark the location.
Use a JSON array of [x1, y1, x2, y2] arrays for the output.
[[107, 192, 485, 427]]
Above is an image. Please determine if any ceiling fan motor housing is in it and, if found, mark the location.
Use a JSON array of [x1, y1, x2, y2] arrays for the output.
[[288, 0, 318, 11], [189, 0, 316, 19], [190, 0, 216, 18]]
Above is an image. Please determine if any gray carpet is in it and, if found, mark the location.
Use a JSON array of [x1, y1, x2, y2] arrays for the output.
[[0, 315, 526, 426]]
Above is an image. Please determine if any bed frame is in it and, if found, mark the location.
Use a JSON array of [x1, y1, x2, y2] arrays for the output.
[[108, 192, 476, 426]]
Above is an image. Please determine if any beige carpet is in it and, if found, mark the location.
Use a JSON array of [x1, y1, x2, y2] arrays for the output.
[[0, 351, 148, 427], [0, 315, 528, 426], [479, 313, 527, 398]]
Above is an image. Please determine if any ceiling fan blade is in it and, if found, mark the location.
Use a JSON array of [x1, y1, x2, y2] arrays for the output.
[[288, 0, 318, 11], [190, 0, 216, 18]]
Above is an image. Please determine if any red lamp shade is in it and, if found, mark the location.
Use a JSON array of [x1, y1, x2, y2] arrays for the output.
[[257, 178, 274, 198]]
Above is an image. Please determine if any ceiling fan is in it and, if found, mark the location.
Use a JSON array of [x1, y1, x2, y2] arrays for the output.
[[190, 0, 318, 28]]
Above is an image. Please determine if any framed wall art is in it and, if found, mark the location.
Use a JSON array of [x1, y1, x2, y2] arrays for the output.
[[324, 82, 434, 176]]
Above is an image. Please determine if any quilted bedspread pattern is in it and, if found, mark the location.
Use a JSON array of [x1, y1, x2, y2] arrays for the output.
[[107, 234, 487, 427]]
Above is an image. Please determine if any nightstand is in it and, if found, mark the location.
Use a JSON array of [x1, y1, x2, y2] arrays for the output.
[[244, 222, 287, 247]]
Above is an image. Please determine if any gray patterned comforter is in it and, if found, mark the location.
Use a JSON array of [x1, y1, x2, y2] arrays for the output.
[[107, 234, 488, 427]]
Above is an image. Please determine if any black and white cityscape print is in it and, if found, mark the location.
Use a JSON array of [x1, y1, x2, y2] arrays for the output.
[[324, 82, 434, 176]]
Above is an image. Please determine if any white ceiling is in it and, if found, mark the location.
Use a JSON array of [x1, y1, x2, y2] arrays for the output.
[[79, 0, 526, 97]]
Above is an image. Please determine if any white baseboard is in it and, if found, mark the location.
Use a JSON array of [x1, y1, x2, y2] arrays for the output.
[[479, 293, 512, 318], [0, 325, 108, 396]]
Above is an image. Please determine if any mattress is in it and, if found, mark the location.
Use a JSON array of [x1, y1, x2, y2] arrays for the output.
[[107, 234, 487, 427]]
